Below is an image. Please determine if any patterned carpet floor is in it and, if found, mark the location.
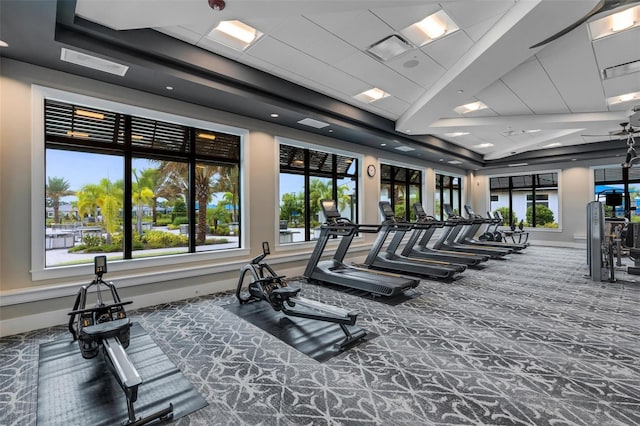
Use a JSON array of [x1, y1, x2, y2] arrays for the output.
[[1, 245, 640, 425]]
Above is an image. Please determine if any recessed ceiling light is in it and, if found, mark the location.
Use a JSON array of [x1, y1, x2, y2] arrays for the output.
[[367, 35, 412, 61], [270, 113, 279, 118], [543, 142, 562, 148], [166, 86, 173, 90], [607, 91, 640, 105], [445, 132, 470, 137], [381, 143, 387, 146], [400, 10, 459, 47], [472, 143, 494, 149], [508, 163, 529, 167], [328, 129, 334, 133], [395, 145, 415, 152], [60, 47, 129, 76], [354, 87, 390, 103], [454, 101, 488, 114], [589, 5, 640, 39], [447, 160, 463, 165], [297, 118, 330, 129], [206, 20, 263, 51], [0, 40, 8, 48]]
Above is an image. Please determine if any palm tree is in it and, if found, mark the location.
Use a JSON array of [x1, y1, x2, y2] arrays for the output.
[[132, 169, 155, 234], [211, 165, 239, 222], [77, 178, 123, 243], [46, 177, 74, 224]]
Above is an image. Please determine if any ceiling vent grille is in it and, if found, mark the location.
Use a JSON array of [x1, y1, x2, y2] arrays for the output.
[[60, 48, 129, 76]]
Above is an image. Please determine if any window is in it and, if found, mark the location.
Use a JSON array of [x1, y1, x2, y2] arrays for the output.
[[594, 167, 636, 219], [44, 99, 241, 267], [380, 164, 422, 221], [435, 173, 462, 220], [279, 144, 358, 243], [489, 172, 559, 228]]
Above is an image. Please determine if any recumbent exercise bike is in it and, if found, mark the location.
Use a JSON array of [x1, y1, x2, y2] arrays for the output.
[[68, 256, 173, 426], [236, 242, 367, 349]]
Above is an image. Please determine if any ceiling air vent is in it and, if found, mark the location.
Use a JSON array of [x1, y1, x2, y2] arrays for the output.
[[297, 118, 330, 129], [60, 48, 129, 76]]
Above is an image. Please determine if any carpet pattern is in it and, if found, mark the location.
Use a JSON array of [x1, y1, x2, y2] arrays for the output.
[[1, 245, 639, 425]]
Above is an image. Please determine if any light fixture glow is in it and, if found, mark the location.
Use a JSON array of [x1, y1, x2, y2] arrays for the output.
[[445, 132, 469, 137], [270, 113, 279, 118], [472, 143, 495, 148], [447, 160, 463, 165], [508, 163, 529, 167], [612, 8, 634, 31], [0, 40, 8, 48], [543, 142, 562, 148], [355, 87, 390, 103], [131, 135, 144, 140], [198, 133, 216, 140], [75, 109, 104, 120], [417, 15, 446, 39], [454, 101, 488, 114], [607, 91, 640, 105], [216, 20, 258, 44], [166, 86, 174, 90]]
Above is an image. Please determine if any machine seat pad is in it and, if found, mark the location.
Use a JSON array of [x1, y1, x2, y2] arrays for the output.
[[82, 318, 130, 338], [272, 287, 301, 299]]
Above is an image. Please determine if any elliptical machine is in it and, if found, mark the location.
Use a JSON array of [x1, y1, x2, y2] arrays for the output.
[[236, 242, 367, 349], [68, 256, 173, 426]]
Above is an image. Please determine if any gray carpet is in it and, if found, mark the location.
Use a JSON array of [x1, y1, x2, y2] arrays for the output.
[[1, 245, 639, 425]]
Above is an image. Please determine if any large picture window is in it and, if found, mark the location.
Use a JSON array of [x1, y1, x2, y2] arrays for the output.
[[44, 99, 241, 267], [435, 173, 462, 220], [380, 164, 422, 221], [279, 144, 358, 243], [489, 172, 558, 228], [593, 167, 640, 220]]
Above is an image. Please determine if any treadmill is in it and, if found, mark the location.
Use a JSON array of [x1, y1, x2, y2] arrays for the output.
[[361, 201, 466, 279], [433, 204, 512, 258], [462, 205, 527, 251], [303, 199, 419, 297], [401, 203, 489, 266]]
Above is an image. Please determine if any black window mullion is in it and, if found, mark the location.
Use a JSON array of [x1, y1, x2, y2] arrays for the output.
[[188, 128, 197, 253], [304, 150, 311, 241], [123, 116, 133, 259]]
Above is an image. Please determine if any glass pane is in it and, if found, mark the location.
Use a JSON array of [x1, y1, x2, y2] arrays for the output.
[[280, 173, 305, 244], [381, 164, 392, 181], [337, 176, 357, 223], [131, 158, 190, 258], [490, 190, 510, 225], [393, 183, 406, 219], [533, 189, 558, 227], [409, 184, 421, 221], [197, 163, 240, 252], [45, 149, 124, 267], [310, 176, 333, 237]]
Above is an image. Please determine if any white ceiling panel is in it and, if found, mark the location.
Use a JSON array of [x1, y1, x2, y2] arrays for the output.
[[602, 73, 640, 101], [155, 26, 203, 45], [476, 80, 532, 116], [367, 96, 411, 119], [592, 26, 640, 70], [536, 25, 605, 112], [385, 50, 445, 88], [267, 17, 357, 64], [501, 58, 571, 114], [305, 10, 393, 50], [304, 63, 370, 98], [463, 13, 506, 42], [335, 51, 424, 104], [421, 30, 474, 69], [443, 0, 515, 30]]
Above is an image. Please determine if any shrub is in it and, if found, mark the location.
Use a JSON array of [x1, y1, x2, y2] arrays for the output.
[[83, 234, 105, 247], [526, 204, 554, 226], [213, 224, 230, 236], [494, 207, 515, 226], [141, 230, 188, 248], [155, 217, 173, 226], [172, 216, 188, 226]]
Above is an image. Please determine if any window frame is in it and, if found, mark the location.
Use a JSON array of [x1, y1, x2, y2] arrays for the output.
[[487, 169, 561, 230], [32, 85, 249, 280], [276, 137, 361, 246], [380, 163, 423, 221], [435, 171, 464, 220]]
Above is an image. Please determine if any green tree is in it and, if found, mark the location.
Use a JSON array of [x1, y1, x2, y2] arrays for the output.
[[211, 165, 239, 223], [280, 192, 304, 223], [76, 178, 123, 242], [132, 168, 155, 234], [46, 177, 74, 224], [526, 204, 554, 226]]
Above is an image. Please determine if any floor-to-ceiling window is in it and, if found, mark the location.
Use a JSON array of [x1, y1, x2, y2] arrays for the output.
[[593, 166, 640, 220], [44, 100, 241, 267], [279, 144, 358, 243], [435, 173, 462, 220], [489, 172, 559, 228], [380, 164, 422, 221]]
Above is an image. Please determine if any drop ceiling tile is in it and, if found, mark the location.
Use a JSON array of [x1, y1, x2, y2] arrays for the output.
[[592, 26, 640, 70], [602, 73, 640, 101], [367, 95, 411, 119], [443, 0, 514, 30], [463, 13, 505, 42], [385, 50, 445, 88], [155, 25, 202, 45], [336, 51, 424, 103], [501, 58, 571, 114], [421, 30, 473, 69], [305, 10, 393, 50], [267, 16, 357, 64], [477, 80, 532, 115], [536, 25, 605, 112], [304, 64, 370, 98]]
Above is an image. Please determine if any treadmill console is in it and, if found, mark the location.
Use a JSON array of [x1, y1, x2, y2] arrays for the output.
[[321, 199, 341, 220], [378, 201, 395, 219], [413, 203, 426, 219]]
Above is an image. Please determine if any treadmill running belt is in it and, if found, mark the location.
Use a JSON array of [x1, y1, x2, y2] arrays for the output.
[[224, 301, 374, 362], [37, 322, 207, 426]]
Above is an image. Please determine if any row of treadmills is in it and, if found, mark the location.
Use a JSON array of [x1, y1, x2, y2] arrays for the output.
[[303, 199, 528, 297]]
